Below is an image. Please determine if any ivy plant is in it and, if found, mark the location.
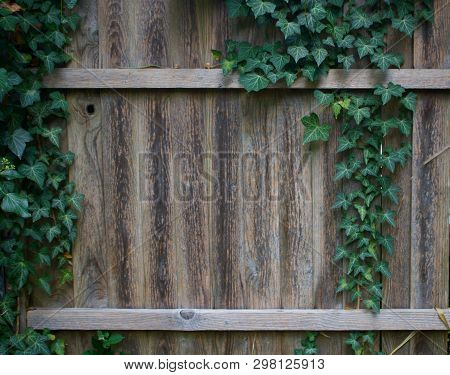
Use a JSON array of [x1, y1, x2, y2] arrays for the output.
[[307, 85, 414, 312], [294, 332, 318, 355], [0, 0, 81, 354], [221, 0, 432, 91], [83, 331, 125, 355]]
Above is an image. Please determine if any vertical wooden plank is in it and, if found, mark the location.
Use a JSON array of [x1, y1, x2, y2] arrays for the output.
[[209, 91, 249, 354], [411, 0, 449, 355], [277, 92, 313, 354], [239, 92, 282, 354], [382, 20, 414, 355], [311, 104, 345, 354], [168, 91, 213, 354], [67, 0, 99, 68]]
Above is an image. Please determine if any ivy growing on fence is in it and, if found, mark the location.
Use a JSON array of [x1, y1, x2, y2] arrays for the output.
[[0, 0, 81, 354], [220, 0, 431, 354]]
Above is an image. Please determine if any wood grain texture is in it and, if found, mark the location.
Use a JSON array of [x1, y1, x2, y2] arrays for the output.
[[42, 68, 450, 89], [411, 0, 449, 355], [381, 24, 414, 355], [28, 308, 450, 331]]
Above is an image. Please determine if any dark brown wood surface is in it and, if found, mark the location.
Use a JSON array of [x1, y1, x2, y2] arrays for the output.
[[29, 0, 450, 354]]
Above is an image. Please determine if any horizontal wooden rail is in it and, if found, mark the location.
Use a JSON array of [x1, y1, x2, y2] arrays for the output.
[[27, 308, 450, 331], [42, 69, 450, 89]]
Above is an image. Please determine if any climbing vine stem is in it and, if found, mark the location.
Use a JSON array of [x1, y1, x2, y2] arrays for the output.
[[219, 0, 431, 354]]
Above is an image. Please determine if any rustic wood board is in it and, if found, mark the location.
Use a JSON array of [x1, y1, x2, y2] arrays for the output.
[[28, 308, 450, 331], [42, 68, 450, 89]]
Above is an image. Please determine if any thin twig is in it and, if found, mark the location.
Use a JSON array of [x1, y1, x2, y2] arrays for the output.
[[423, 145, 450, 166]]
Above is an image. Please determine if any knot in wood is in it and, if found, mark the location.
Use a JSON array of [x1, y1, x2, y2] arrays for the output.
[[179, 309, 195, 320]]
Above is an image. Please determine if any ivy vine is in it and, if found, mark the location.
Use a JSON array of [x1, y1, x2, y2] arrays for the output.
[[0, 0, 82, 354], [220, 0, 431, 354]]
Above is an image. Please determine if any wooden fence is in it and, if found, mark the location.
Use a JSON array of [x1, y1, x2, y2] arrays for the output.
[[28, 0, 449, 354]]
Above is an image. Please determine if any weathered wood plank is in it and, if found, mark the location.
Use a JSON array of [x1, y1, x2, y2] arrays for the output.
[[311, 101, 346, 354], [411, 0, 449, 355], [28, 308, 450, 331], [278, 93, 314, 354], [42, 69, 450, 89], [381, 23, 414, 355]]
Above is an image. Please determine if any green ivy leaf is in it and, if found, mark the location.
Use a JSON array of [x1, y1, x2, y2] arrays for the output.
[[247, 0, 276, 17], [400, 92, 416, 111], [41, 127, 63, 147], [377, 235, 394, 255], [18, 162, 48, 189], [225, 0, 249, 17], [373, 83, 405, 104], [379, 209, 396, 227], [392, 15, 415, 37], [301, 113, 331, 144], [348, 104, 370, 124], [46, 225, 62, 243], [6, 128, 33, 158], [1, 193, 30, 218], [311, 47, 328, 66], [19, 81, 41, 107], [332, 193, 352, 210], [287, 45, 308, 63], [269, 54, 290, 71], [314, 90, 334, 105], [375, 261, 392, 278], [49, 91, 68, 112], [276, 18, 300, 39], [239, 72, 269, 92]]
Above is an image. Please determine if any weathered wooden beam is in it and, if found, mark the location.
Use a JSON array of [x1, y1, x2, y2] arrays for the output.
[[42, 69, 450, 89], [27, 308, 450, 331]]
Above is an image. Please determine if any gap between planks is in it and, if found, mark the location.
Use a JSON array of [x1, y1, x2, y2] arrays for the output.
[[27, 308, 450, 331], [42, 69, 450, 89]]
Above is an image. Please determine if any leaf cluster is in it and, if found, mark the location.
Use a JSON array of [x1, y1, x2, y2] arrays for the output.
[[83, 331, 125, 355], [0, 0, 81, 354], [294, 332, 318, 355], [303, 83, 414, 312], [221, 0, 433, 91]]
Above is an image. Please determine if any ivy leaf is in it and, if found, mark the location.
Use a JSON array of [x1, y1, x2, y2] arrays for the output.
[[6, 128, 32, 158], [41, 127, 63, 147], [377, 235, 394, 255], [371, 52, 402, 71], [333, 245, 348, 261], [49, 91, 68, 112], [38, 276, 52, 295], [354, 38, 375, 58], [332, 193, 352, 210], [312, 47, 328, 66], [247, 0, 276, 17], [221, 58, 236, 75], [9, 261, 30, 289], [35, 51, 61, 72], [0, 14, 19, 31], [395, 118, 412, 135], [67, 192, 84, 211], [381, 183, 400, 204], [375, 261, 392, 278], [51, 339, 66, 355], [336, 276, 350, 293], [348, 104, 370, 124], [19, 81, 41, 107], [1, 193, 30, 218], [287, 45, 308, 63], [240, 72, 269, 92], [301, 113, 331, 144], [314, 90, 334, 106], [269, 54, 290, 71], [335, 161, 353, 180], [225, 0, 249, 17], [400, 92, 416, 111], [337, 54, 355, 70], [18, 162, 48, 189], [276, 18, 300, 39], [363, 298, 380, 312], [59, 211, 77, 231], [374, 83, 405, 104], [46, 225, 61, 243], [351, 9, 373, 29], [379, 209, 396, 227], [392, 15, 415, 37], [336, 135, 356, 153]]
